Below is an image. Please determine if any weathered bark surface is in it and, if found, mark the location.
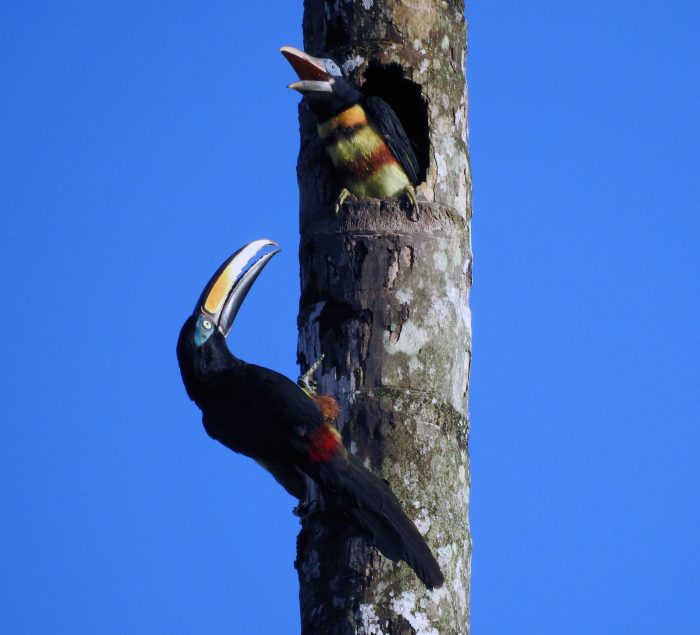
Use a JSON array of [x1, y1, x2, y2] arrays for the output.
[[296, 1, 471, 633]]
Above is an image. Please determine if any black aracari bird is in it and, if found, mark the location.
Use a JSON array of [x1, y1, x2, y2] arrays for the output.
[[176, 240, 444, 589], [281, 46, 420, 219]]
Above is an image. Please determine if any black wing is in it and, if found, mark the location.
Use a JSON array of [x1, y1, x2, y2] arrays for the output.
[[205, 362, 324, 462], [247, 362, 324, 438], [364, 96, 419, 184]]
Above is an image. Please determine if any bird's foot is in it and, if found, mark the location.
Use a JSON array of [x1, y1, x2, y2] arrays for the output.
[[298, 354, 325, 398], [403, 186, 420, 221], [335, 188, 353, 215]]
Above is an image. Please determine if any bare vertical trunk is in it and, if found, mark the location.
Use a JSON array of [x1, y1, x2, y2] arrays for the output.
[[296, 1, 471, 633]]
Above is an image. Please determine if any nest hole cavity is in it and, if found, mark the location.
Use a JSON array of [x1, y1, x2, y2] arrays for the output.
[[361, 60, 430, 185]]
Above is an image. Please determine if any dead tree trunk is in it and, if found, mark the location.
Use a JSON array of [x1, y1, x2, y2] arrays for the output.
[[295, 1, 471, 633]]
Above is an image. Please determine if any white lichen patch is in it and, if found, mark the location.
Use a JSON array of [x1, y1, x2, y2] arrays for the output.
[[396, 288, 413, 304], [430, 298, 452, 325], [386, 255, 399, 288], [429, 585, 449, 605], [343, 54, 365, 74], [437, 543, 455, 569], [458, 464, 467, 484], [411, 38, 427, 56], [453, 566, 467, 611], [398, 464, 418, 491], [408, 355, 424, 374], [445, 284, 460, 312], [360, 0, 374, 9], [356, 603, 382, 634], [441, 35, 450, 50], [454, 108, 466, 138], [391, 592, 439, 635], [452, 358, 469, 409], [416, 418, 440, 445], [461, 298, 472, 332], [419, 58, 430, 73], [414, 510, 431, 535], [383, 319, 429, 356], [435, 153, 447, 180], [432, 251, 448, 272]]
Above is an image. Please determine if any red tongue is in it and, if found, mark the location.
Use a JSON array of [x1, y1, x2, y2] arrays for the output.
[[282, 50, 329, 82]]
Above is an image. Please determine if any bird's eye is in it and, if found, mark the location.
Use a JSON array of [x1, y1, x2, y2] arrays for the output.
[[325, 60, 341, 76], [202, 319, 213, 330]]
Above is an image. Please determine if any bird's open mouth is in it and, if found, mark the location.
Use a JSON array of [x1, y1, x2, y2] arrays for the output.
[[281, 46, 330, 81], [281, 46, 333, 93]]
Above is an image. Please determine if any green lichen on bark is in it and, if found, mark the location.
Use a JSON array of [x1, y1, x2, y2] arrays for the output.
[[297, 1, 471, 633]]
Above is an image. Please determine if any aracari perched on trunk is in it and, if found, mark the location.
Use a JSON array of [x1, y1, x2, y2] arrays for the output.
[[281, 46, 420, 219], [176, 240, 444, 589]]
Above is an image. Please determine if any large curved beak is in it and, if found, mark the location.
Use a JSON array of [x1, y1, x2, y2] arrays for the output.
[[280, 46, 333, 93], [196, 239, 280, 337]]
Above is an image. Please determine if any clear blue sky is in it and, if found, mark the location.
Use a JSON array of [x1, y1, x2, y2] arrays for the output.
[[1, 2, 698, 633]]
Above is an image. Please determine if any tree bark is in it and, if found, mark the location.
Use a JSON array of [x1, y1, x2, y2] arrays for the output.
[[296, 1, 471, 633]]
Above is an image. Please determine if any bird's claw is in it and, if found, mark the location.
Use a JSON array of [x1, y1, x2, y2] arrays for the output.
[[404, 186, 419, 222], [335, 188, 353, 215], [299, 354, 325, 397]]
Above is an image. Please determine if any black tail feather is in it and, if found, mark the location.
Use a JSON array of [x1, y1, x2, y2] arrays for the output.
[[315, 455, 444, 589]]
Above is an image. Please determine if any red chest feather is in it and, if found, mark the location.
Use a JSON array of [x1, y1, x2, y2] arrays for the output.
[[306, 423, 342, 463]]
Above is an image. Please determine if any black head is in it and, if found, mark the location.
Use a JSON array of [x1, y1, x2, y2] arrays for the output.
[[176, 240, 280, 400], [281, 46, 362, 121]]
